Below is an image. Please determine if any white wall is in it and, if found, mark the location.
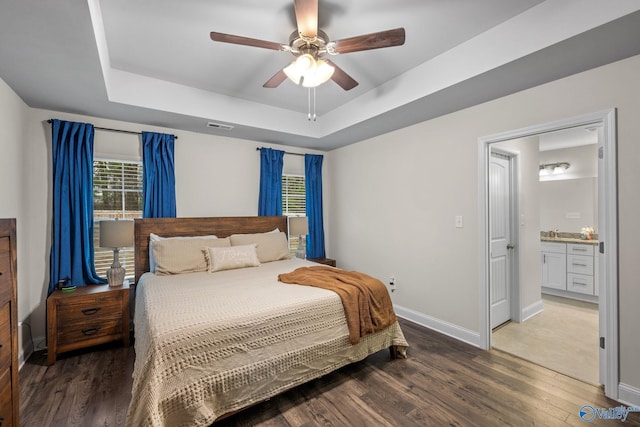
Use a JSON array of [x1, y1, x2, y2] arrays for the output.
[[539, 144, 598, 181], [327, 54, 640, 396], [540, 178, 598, 233], [0, 76, 30, 362], [539, 144, 599, 233]]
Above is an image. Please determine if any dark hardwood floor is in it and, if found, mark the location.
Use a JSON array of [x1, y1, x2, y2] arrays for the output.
[[20, 318, 640, 426]]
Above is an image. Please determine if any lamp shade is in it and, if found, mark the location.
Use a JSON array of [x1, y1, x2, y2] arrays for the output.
[[284, 56, 335, 88], [289, 216, 309, 236], [99, 219, 134, 248]]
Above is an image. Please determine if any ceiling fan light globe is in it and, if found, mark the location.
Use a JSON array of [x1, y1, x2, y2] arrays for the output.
[[295, 54, 316, 74], [284, 61, 303, 85], [301, 59, 335, 87]]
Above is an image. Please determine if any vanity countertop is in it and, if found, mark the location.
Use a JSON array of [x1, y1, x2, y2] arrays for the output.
[[541, 237, 598, 245]]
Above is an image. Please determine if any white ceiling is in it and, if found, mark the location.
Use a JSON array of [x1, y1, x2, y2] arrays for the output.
[[539, 126, 599, 152], [1, 0, 640, 150]]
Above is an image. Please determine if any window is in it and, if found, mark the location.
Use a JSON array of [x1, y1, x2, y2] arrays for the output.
[[282, 174, 306, 253], [93, 160, 143, 278]]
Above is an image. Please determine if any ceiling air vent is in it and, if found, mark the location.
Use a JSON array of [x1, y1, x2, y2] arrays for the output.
[[206, 121, 234, 131]]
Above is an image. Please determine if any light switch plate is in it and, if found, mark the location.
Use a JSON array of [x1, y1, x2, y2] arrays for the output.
[[455, 215, 463, 228]]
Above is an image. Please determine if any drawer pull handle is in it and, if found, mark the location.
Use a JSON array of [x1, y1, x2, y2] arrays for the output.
[[82, 327, 101, 336], [572, 263, 588, 267], [573, 248, 587, 252], [81, 307, 101, 316], [573, 281, 588, 286]]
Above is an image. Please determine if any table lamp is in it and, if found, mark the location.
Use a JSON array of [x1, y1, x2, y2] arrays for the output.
[[99, 219, 134, 287], [289, 216, 309, 259]]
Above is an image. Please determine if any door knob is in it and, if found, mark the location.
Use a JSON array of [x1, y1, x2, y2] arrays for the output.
[[507, 244, 515, 249]]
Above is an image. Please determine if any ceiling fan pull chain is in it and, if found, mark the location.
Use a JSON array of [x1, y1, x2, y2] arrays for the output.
[[307, 87, 312, 121], [313, 87, 317, 121]]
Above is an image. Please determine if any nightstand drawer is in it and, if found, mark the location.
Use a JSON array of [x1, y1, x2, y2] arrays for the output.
[[56, 295, 123, 324], [0, 303, 10, 371], [0, 368, 13, 427], [0, 240, 12, 305], [56, 319, 123, 346]]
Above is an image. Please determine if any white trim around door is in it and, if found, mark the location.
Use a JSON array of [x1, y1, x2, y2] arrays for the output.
[[477, 109, 618, 400]]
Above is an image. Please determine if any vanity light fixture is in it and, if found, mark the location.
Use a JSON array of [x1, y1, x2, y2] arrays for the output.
[[539, 162, 570, 176]]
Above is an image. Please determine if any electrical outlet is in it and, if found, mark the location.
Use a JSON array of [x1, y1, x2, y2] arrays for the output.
[[389, 277, 396, 292]]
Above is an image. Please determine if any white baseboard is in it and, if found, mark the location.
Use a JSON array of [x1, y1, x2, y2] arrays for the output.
[[542, 287, 599, 304], [394, 304, 481, 348], [18, 339, 33, 370], [618, 383, 640, 407], [18, 335, 45, 370], [521, 299, 544, 322]]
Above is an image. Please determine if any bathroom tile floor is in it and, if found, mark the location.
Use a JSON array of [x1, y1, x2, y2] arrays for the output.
[[492, 294, 599, 385]]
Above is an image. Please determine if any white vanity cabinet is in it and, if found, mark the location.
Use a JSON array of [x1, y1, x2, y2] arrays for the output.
[[541, 241, 598, 302], [541, 242, 566, 290]]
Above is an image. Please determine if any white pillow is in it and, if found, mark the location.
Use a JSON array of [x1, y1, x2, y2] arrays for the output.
[[204, 244, 261, 272], [149, 233, 218, 273]]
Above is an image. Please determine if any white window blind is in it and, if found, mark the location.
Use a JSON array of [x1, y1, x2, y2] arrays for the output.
[[93, 160, 143, 278], [282, 174, 306, 253]]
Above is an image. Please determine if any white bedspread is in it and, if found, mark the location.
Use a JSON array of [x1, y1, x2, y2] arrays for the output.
[[127, 258, 408, 427]]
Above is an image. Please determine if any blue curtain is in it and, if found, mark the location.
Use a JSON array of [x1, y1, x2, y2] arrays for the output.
[[49, 119, 105, 294], [305, 154, 325, 258], [258, 148, 284, 216], [142, 131, 176, 218]]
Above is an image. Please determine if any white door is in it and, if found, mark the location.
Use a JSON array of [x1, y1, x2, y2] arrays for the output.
[[490, 153, 512, 329]]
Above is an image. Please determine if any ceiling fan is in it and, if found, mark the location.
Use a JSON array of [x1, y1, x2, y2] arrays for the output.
[[210, 0, 406, 91]]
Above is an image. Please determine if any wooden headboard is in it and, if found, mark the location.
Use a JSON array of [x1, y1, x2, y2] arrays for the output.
[[134, 216, 288, 283]]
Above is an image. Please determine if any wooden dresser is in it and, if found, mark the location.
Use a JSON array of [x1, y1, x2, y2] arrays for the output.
[[0, 219, 18, 427], [47, 283, 130, 365]]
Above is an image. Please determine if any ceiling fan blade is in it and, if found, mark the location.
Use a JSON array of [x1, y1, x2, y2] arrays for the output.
[[330, 27, 405, 54], [263, 69, 288, 88], [325, 60, 358, 91], [294, 0, 318, 39], [210, 32, 285, 51]]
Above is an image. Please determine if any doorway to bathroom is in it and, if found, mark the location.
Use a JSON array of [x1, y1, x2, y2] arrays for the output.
[[478, 109, 618, 399]]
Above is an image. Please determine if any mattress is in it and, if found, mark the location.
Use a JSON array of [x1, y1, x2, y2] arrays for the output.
[[127, 258, 408, 427]]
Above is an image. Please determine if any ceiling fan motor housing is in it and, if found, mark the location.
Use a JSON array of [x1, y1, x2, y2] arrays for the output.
[[288, 29, 330, 59]]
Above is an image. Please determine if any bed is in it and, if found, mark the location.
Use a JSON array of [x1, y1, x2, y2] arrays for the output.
[[127, 216, 408, 427]]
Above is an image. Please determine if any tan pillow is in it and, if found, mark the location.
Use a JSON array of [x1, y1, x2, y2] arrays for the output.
[[149, 233, 218, 273], [229, 232, 290, 263], [153, 237, 230, 275], [204, 244, 260, 272]]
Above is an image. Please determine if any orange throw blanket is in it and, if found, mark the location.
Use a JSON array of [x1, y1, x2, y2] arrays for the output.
[[278, 266, 397, 345]]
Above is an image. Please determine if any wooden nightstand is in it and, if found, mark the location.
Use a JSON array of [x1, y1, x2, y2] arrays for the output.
[[308, 257, 336, 267], [47, 283, 130, 365]]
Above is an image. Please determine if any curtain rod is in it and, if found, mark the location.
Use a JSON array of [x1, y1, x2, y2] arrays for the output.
[[47, 119, 178, 139], [255, 147, 304, 157]]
